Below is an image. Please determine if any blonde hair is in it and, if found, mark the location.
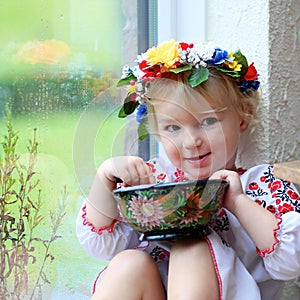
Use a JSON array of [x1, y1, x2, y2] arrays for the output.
[[145, 68, 260, 135]]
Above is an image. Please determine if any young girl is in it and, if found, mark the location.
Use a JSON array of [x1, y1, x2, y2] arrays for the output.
[[76, 40, 300, 299]]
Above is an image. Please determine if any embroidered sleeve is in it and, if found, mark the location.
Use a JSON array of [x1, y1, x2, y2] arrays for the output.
[[244, 164, 300, 280], [81, 204, 119, 235], [76, 202, 141, 261], [246, 165, 300, 216]]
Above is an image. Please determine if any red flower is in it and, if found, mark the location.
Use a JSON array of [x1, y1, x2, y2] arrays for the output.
[[249, 182, 259, 190], [174, 168, 186, 182], [267, 205, 276, 214], [255, 199, 262, 205], [179, 42, 193, 51], [269, 180, 282, 193], [278, 203, 294, 213], [146, 162, 156, 173], [244, 62, 258, 81], [139, 60, 161, 78], [217, 208, 226, 217], [159, 253, 166, 260], [157, 173, 166, 181], [260, 176, 266, 182], [287, 189, 300, 200]]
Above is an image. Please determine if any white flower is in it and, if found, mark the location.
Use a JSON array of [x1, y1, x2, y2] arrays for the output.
[[192, 41, 217, 61], [135, 52, 147, 63], [121, 64, 131, 79], [132, 65, 144, 80]]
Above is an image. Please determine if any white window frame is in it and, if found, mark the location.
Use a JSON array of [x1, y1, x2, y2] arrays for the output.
[[157, 0, 206, 42], [154, 0, 206, 161]]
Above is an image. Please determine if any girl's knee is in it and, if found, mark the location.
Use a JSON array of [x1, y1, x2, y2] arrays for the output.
[[107, 249, 156, 277]]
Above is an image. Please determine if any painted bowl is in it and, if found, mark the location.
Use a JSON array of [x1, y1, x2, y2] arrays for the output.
[[112, 179, 229, 241]]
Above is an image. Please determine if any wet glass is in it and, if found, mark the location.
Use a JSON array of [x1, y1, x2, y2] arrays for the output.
[[0, 0, 150, 298]]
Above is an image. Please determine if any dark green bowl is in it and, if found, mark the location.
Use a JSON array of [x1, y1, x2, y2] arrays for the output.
[[112, 179, 228, 241]]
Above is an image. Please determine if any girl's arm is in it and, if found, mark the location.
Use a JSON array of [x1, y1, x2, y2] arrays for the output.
[[210, 169, 277, 251], [86, 156, 155, 229]]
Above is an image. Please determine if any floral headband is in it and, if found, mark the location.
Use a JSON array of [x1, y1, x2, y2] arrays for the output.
[[117, 39, 260, 140]]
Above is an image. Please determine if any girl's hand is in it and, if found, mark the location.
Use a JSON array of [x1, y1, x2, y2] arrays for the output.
[[209, 169, 278, 251], [100, 156, 156, 187], [86, 156, 155, 228], [209, 169, 244, 214]]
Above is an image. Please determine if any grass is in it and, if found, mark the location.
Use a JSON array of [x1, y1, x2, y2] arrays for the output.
[[0, 105, 127, 298]]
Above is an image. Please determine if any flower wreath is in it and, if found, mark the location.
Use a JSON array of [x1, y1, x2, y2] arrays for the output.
[[117, 39, 260, 140]]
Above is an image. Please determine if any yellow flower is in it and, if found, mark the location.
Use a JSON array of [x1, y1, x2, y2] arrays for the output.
[[224, 52, 242, 71], [127, 84, 136, 94], [146, 39, 179, 70]]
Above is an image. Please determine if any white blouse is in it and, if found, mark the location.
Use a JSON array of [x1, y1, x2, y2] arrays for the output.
[[76, 163, 300, 299]]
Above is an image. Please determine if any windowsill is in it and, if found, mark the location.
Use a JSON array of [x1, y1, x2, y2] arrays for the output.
[[273, 160, 300, 185]]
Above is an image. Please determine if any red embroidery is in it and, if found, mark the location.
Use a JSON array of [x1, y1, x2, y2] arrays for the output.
[[287, 189, 300, 200], [278, 203, 294, 214], [174, 168, 186, 182], [266, 205, 276, 214], [249, 182, 259, 190], [81, 204, 118, 235], [237, 167, 246, 175], [268, 180, 282, 193], [260, 175, 266, 182], [256, 213, 282, 257], [146, 161, 156, 173], [157, 173, 167, 181], [92, 266, 108, 294], [205, 237, 223, 300]]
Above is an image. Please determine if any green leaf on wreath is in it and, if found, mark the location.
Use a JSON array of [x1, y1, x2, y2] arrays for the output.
[[138, 122, 149, 141], [217, 67, 240, 78], [170, 65, 192, 74], [118, 95, 139, 118], [188, 66, 209, 87], [233, 50, 248, 76], [118, 106, 127, 118], [116, 74, 136, 87], [124, 96, 139, 113]]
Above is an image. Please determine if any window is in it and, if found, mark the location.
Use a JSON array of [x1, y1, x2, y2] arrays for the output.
[[0, 1, 153, 298], [0, 1, 208, 298]]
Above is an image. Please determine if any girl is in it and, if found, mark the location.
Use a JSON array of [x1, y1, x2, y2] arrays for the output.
[[76, 40, 300, 299]]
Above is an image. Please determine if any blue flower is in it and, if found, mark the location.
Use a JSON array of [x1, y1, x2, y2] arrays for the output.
[[239, 80, 260, 93], [136, 103, 148, 124], [207, 48, 229, 65]]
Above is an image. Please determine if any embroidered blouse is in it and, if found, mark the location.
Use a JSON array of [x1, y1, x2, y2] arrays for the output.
[[76, 162, 300, 300]]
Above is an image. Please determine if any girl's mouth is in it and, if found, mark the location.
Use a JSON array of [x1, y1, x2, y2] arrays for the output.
[[185, 153, 211, 165]]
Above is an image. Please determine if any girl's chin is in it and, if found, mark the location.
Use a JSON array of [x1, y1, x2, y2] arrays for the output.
[[184, 171, 211, 181]]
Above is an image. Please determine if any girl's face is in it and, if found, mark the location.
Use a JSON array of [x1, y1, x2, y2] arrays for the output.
[[153, 98, 248, 180]]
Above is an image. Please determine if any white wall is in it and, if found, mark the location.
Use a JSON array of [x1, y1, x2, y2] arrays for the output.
[[206, 0, 300, 167], [158, 0, 300, 167], [157, 1, 300, 298]]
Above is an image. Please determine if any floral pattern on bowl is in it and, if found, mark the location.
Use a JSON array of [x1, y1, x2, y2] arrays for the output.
[[113, 179, 228, 240]]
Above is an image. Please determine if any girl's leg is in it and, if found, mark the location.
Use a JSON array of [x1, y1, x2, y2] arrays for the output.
[[168, 238, 220, 300], [92, 249, 166, 300]]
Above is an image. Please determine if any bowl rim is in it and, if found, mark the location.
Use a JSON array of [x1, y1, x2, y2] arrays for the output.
[[113, 179, 228, 194]]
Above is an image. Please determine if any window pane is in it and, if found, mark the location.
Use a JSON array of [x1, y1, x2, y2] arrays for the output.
[[0, 1, 152, 298]]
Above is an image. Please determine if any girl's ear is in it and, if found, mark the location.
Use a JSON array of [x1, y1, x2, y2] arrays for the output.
[[240, 119, 249, 132]]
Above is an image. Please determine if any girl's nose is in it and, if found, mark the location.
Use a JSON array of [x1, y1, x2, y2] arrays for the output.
[[182, 128, 203, 149]]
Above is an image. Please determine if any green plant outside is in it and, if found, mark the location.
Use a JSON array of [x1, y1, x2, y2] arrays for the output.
[[0, 107, 126, 298], [0, 1, 126, 297]]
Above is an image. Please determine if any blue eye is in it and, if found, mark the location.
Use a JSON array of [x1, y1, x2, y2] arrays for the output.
[[167, 125, 180, 132], [202, 117, 218, 126]]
